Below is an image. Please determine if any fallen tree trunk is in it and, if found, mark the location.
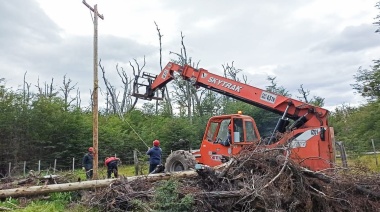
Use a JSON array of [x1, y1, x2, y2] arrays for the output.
[[0, 170, 198, 198]]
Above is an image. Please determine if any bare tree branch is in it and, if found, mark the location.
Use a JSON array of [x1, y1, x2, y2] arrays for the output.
[[297, 84, 310, 103], [100, 59, 118, 114]]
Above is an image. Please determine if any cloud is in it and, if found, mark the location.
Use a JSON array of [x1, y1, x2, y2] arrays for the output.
[[1, 0, 379, 111], [0, 0, 158, 108], [311, 24, 380, 53]]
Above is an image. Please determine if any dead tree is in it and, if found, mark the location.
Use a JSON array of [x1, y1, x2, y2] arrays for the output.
[[154, 21, 173, 115], [297, 84, 310, 103], [35, 78, 58, 98], [127, 58, 145, 112], [266, 76, 291, 97], [100, 58, 144, 117], [297, 84, 325, 107], [100, 60, 120, 115], [22, 72, 31, 106], [221, 62, 243, 109], [76, 88, 81, 108], [169, 32, 203, 120], [59, 75, 78, 111], [222, 61, 243, 82]]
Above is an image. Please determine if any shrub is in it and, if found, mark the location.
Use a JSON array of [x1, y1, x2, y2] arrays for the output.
[[153, 179, 193, 212]]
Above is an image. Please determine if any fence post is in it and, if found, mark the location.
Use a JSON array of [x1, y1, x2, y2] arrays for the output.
[[340, 142, 348, 168], [371, 139, 378, 166], [38, 160, 41, 173], [72, 158, 75, 172], [8, 162, 11, 178], [54, 159, 57, 174], [133, 150, 138, 176], [23, 161, 26, 177]]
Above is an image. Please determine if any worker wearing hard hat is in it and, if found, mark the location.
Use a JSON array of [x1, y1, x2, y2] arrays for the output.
[[146, 140, 162, 173], [82, 147, 94, 180], [104, 156, 121, 178]]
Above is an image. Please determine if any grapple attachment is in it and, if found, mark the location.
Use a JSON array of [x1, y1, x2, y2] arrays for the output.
[[132, 72, 164, 100]]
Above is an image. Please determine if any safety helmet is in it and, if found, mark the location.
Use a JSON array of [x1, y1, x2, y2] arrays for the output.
[[153, 140, 160, 146], [88, 147, 94, 152]]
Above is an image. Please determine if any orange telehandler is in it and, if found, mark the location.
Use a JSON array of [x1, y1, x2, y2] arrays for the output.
[[132, 62, 336, 172]]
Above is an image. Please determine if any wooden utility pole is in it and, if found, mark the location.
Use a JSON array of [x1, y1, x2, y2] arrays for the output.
[[82, 0, 104, 180]]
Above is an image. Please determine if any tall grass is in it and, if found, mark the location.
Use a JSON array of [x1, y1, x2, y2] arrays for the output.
[[336, 154, 380, 172], [354, 154, 380, 172], [0, 193, 93, 212], [73, 164, 149, 180]]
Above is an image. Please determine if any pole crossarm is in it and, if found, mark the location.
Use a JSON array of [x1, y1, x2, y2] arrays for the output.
[[82, 0, 104, 20]]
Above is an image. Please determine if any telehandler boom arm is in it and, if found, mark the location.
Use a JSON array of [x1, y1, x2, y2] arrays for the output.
[[135, 62, 329, 128]]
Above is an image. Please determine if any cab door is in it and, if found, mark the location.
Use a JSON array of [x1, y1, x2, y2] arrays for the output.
[[231, 117, 260, 154]]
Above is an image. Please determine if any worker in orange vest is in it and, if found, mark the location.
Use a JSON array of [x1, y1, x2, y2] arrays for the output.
[[104, 156, 121, 178]]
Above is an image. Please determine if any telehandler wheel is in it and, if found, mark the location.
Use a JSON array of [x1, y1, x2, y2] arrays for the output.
[[165, 150, 196, 172]]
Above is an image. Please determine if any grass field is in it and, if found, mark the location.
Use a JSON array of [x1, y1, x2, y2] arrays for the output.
[[351, 154, 380, 172], [336, 154, 380, 172], [73, 164, 150, 180]]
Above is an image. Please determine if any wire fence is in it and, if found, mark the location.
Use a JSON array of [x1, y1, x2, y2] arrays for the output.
[[0, 151, 171, 179], [0, 142, 378, 179]]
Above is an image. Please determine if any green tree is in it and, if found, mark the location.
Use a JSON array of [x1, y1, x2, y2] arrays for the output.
[[330, 102, 380, 153], [28, 96, 91, 167], [351, 2, 380, 102], [0, 86, 25, 170], [351, 62, 380, 102]]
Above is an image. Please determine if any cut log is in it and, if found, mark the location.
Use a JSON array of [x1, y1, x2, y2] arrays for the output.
[[0, 170, 198, 198]]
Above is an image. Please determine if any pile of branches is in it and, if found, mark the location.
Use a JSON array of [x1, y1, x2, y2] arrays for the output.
[[189, 147, 380, 211], [83, 178, 154, 211], [84, 147, 380, 212]]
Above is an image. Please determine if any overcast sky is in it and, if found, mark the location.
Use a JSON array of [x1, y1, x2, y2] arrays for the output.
[[1, 0, 380, 111]]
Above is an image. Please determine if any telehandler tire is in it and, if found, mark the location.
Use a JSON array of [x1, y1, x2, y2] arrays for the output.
[[165, 150, 196, 172]]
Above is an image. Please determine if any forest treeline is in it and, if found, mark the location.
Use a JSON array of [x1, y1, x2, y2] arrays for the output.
[[0, 58, 379, 176]]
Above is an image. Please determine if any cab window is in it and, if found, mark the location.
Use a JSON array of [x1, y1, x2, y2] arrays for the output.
[[245, 120, 257, 142], [206, 121, 218, 142], [216, 119, 230, 142]]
